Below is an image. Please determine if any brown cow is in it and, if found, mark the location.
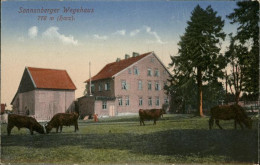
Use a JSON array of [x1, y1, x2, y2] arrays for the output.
[[45, 112, 79, 133], [7, 114, 45, 135], [139, 109, 165, 126], [209, 104, 252, 130]]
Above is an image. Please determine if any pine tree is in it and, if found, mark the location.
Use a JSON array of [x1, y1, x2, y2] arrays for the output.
[[168, 5, 226, 116]]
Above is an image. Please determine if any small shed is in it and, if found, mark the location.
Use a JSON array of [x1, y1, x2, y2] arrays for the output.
[[11, 67, 76, 121]]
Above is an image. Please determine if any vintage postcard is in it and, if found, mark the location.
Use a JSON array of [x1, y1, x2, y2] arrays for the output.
[[1, 1, 258, 165]]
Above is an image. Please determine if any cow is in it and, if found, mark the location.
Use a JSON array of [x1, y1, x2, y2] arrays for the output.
[[139, 109, 165, 126], [7, 114, 45, 135], [45, 112, 79, 133], [209, 104, 252, 130]]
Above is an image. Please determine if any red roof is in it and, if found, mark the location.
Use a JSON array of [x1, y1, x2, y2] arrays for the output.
[[85, 52, 152, 82], [27, 67, 76, 90]]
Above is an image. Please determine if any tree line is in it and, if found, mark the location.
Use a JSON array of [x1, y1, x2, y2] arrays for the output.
[[165, 1, 259, 116]]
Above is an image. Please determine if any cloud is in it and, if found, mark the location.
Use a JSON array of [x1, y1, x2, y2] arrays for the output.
[[113, 30, 126, 36], [42, 26, 78, 46], [28, 26, 38, 39], [144, 26, 167, 44], [18, 36, 25, 42], [130, 29, 140, 37], [93, 34, 108, 40]]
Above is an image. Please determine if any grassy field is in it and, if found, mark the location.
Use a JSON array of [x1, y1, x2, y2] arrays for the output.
[[1, 114, 258, 165]]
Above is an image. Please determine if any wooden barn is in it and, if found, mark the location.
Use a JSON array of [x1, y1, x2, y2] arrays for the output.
[[11, 67, 76, 121]]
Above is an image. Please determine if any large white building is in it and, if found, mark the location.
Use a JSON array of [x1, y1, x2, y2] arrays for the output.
[[11, 67, 76, 121]]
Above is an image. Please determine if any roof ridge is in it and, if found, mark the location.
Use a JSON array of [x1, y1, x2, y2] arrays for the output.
[[27, 66, 67, 71], [105, 52, 153, 66]]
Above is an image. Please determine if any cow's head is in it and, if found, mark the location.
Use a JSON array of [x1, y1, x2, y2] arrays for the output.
[[34, 124, 45, 134], [160, 109, 166, 115], [44, 123, 52, 134]]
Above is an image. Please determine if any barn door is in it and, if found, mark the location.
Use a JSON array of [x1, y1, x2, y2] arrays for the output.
[[109, 105, 115, 117]]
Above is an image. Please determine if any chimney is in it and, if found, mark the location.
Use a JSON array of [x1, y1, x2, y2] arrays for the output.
[[132, 52, 139, 57], [116, 58, 121, 62], [125, 54, 130, 59]]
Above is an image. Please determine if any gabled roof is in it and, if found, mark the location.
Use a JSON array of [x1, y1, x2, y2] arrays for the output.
[[85, 52, 153, 83], [27, 67, 76, 90]]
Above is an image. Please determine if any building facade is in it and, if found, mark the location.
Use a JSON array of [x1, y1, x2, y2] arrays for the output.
[[11, 67, 76, 121], [79, 52, 171, 117]]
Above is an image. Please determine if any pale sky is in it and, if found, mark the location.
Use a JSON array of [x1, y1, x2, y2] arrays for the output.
[[1, 1, 238, 109]]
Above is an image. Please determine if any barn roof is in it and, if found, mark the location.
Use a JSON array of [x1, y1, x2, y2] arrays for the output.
[[27, 67, 77, 90], [84, 52, 153, 82]]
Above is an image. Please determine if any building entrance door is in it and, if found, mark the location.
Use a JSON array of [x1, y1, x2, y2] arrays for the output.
[[109, 105, 115, 117]]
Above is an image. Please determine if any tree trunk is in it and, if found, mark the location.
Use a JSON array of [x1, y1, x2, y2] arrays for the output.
[[197, 67, 204, 117], [235, 91, 240, 105]]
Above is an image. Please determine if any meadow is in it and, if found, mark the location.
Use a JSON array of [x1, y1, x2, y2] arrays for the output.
[[1, 114, 258, 165]]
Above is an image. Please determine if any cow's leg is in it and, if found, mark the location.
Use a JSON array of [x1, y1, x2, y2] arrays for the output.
[[56, 127, 59, 133], [76, 122, 79, 131], [30, 128, 34, 135], [7, 124, 14, 136], [209, 117, 214, 130], [234, 120, 237, 129], [153, 119, 156, 125], [60, 126, 63, 133], [215, 120, 223, 129], [140, 118, 145, 126], [237, 120, 244, 129]]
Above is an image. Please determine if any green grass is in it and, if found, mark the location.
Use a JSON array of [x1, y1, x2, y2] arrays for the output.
[[1, 114, 258, 165]]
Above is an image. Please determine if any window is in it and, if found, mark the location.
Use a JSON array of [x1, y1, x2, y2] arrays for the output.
[[134, 67, 139, 75], [118, 97, 123, 106], [121, 80, 129, 90], [154, 69, 160, 77], [148, 81, 152, 90], [128, 68, 132, 74], [138, 80, 142, 90], [102, 101, 107, 109], [91, 84, 95, 92], [98, 84, 102, 91], [156, 96, 160, 106], [164, 97, 169, 104], [139, 97, 143, 106], [148, 97, 152, 106], [147, 69, 152, 76], [125, 96, 130, 106], [155, 82, 160, 91], [105, 82, 110, 91]]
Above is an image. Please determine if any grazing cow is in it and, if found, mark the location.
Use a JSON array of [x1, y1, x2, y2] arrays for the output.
[[209, 104, 252, 130], [7, 114, 45, 135], [139, 109, 165, 126], [45, 112, 79, 133]]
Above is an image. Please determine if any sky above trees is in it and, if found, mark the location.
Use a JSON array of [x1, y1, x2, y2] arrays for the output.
[[1, 1, 239, 109]]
